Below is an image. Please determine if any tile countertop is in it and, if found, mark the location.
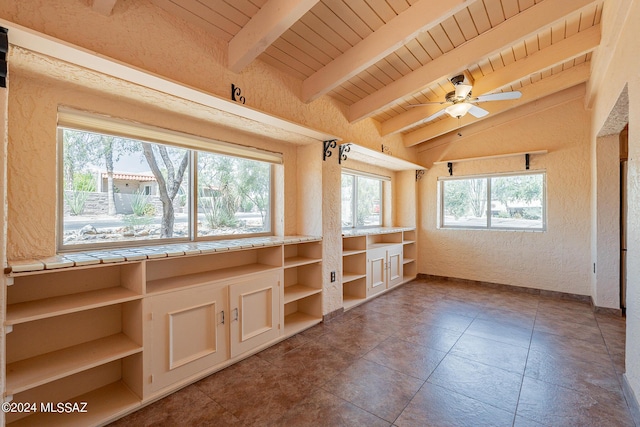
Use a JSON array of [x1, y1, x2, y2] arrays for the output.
[[6, 235, 322, 274], [341, 227, 415, 237]]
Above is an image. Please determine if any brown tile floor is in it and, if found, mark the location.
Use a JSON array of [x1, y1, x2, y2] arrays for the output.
[[111, 278, 634, 426]]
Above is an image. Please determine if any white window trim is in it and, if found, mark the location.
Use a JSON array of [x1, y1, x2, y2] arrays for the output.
[[341, 169, 387, 229], [57, 111, 277, 251], [438, 170, 547, 231]]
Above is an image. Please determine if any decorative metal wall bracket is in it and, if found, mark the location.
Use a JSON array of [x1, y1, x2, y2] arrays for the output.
[[323, 139, 337, 161], [381, 144, 392, 155], [231, 84, 245, 104], [447, 162, 453, 176], [416, 170, 425, 181], [0, 28, 7, 89], [339, 143, 351, 164], [525, 153, 530, 170]]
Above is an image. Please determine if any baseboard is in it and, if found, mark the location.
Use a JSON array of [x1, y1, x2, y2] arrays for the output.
[[592, 304, 623, 317], [416, 274, 596, 306], [622, 374, 640, 426], [323, 307, 344, 322]]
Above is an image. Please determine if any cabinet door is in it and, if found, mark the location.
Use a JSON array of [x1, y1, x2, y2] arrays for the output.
[[387, 244, 404, 288], [146, 284, 228, 394], [367, 247, 387, 297], [229, 270, 281, 358]]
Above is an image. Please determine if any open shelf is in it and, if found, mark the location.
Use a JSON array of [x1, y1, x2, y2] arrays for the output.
[[6, 288, 141, 326], [284, 311, 321, 336], [343, 294, 365, 310], [146, 245, 283, 294], [6, 333, 142, 395], [283, 241, 322, 269], [283, 256, 321, 269], [8, 381, 140, 427], [147, 264, 281, 294], [283, 290, 322, 337], [403, 258, 415, 264], [343, 273, 366, 283], [342, 249, 366, 257], [284, 284, 322, 304], [367, 232, 403, 248]]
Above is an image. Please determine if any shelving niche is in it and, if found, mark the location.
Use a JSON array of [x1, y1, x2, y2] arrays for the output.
[[402, 229, 417, 282], [341, 228, 416, 310], [282, 240, 323, 336], [145, 245, 282, 295], [5, 263, 144, 426], [342, 236, 367, 310]]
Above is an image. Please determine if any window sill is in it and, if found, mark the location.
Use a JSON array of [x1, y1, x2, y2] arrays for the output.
[[342, 226, 414, 237], [6, 235, 322, 274]]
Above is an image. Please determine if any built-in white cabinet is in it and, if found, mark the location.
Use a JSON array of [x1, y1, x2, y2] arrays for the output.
[[342, 228, 416, 310], [146, 283, 228, 395], [367, 244, 403, 296], [229, 271, 282, 358], [4, 236, 321, 426]]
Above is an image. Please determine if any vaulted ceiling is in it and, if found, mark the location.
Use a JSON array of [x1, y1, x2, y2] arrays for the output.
[[120, 0, 602, 149]]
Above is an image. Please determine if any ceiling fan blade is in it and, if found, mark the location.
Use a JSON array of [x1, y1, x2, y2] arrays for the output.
[[472, 91, 522, 103], [468, 105, 489, 118], [422, 108, 448, 123], [407, 101, 446, 107]]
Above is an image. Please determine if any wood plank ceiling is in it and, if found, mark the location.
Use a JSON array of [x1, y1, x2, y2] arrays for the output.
[[147, 0, 603, 149]]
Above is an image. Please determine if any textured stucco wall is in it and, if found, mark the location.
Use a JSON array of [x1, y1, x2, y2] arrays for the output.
[[296, 144, 320, 236], [394, 170, 417, 228], [323, 154, 342, 314], [593, 135, 620, 309], [6, 71, 299, 258], [589, 0, 640, 407], [417, 97, 591, 296]]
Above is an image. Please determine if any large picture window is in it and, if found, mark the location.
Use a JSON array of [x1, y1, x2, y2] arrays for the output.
[[341, 171, 383, 228], [440, 172, 545, 230], [59, 114, 276, 250]]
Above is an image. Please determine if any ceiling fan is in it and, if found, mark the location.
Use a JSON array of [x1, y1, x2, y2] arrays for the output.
[[409, 75, 522, 122]]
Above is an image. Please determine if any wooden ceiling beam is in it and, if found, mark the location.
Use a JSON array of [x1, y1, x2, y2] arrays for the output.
[[403, 62, 591, 147], [381, 24, 600, 136], [92, 0, 118, 16], [228, 0, 319, 73], [301, 0, 475, 103], [348, 0, 599, 123]]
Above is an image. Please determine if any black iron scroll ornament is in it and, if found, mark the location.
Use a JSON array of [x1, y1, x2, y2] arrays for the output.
[[231, 84, 245, 104], [323, 140, 337, 161], [339, 143, 351, 164]]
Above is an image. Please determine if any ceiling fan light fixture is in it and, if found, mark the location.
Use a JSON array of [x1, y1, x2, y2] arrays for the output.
[[454, 84, 472, 99], [445, 103, 473, 118]]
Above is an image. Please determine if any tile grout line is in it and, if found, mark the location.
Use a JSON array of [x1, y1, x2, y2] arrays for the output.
[[510, 299, 539, 427], [391, 304, 483, 425]]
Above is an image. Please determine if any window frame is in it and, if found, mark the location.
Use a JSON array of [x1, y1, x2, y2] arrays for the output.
[[341, 169, 386, 229], [57, 115, 278, 252], [438, 170, 547, 231]]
